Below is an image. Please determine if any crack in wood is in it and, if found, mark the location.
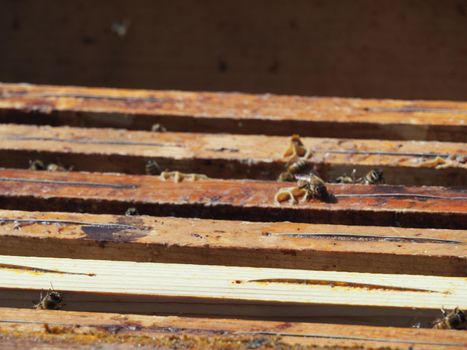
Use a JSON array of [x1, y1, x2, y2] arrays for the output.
[[335, 193, 467, 201], [3, 135, 184, 148], [267, 233, 463, 244], [0, 263, 95, 276], [0, 218, 137, 230], [239, 279, 441, 293], [365, 106, 467, 115], [0, 177, 137, 189], [0, 92, 167, 104]]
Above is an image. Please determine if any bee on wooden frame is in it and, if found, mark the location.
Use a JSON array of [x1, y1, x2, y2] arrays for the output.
[[282, 134, 311, 160], [359, 168, 384, 185], [33, 284, 64, 310], [277, 158, 309, 182], [29, 160, 68, 172], [145, 160, 162, 175], [29, 160, 46, 171], [432, 307, 466, 330], [46, 163, 67, 172], [275, 172, 328, 204], [296, 173, 329, 201], [125, 207, 140, 216], [160, 170, 208, 183], [335, 169, 357, 184], [151, 123, 167, 132]]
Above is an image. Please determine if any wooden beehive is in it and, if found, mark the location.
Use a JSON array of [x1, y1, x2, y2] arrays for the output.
[[0, 83, 465, 349]]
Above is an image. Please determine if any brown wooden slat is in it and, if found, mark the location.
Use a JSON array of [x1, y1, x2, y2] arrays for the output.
[[1, 83, 466, 141], [0, 124, 465, 186], [0, 210, 464, 276], [0, 169, 465, 229], [1, 308, 465, 350]]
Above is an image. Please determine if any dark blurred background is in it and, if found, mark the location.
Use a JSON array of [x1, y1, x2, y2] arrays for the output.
[[1, 0, 467, 100]]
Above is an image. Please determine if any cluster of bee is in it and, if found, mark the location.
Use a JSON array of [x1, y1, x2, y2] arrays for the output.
[[432, 307, 466, 330], [335, 168, 385, 185], [275, 135, 388, 205], [160, 170, 209, 183], [275, 135, 328, 204], [29, 160, 70, 172], [33, 284, 64, 310], [146, 159, 208, 183]]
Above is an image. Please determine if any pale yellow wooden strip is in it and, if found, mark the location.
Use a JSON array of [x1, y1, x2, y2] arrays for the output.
[[0, 256, 465, 310]]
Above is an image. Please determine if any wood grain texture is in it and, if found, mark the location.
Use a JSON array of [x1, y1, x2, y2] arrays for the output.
[[0, 255, 465, 327], [1, 83, 467, 141], [2, 0, 467, 102], [0, 124, 465, 186], [0, 210, 464, 276], [1, 308, 466, 350], [0, 169, 465, 229]]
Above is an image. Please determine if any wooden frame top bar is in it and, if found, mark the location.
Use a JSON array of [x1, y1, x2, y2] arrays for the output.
[[1, 308, 465, 349], [0, 210, 464, 276], [0, 169, 465, 229], [0, 124, 465, 186], [0, 255, 465, 326], [1, 83, 466, 141]]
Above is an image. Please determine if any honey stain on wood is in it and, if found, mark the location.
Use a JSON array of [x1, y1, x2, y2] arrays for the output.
[[235, 278, 443, 294], [0, 263, 95, 277]]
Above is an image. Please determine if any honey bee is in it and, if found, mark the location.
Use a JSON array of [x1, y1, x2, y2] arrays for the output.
[[277, 158, 308, 182], [160, 170, 208, 183], [433, 307, 466, 330], [145, 160, 161, 175], [335, 169, 357, 184], [275, 173, 328, 204], [33, 284, 64, 310], [297, 173, 328, 201], [29, 159, 46, 170], [125, 207, 139, 216], [151, 123, 167, 132], [46, 163, 67, 172], [29, 160, 68, 171], [359, 169, 384, 185], [282, 134, 311, 160]]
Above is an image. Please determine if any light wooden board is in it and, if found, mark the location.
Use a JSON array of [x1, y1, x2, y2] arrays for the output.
[[0, 255, 465, 327], [0, 308, 465, 350], [0, 169, 465, 229], [0, 124, 465, 186], [0, 210, 465, 276], [1, 83, 466, 141]]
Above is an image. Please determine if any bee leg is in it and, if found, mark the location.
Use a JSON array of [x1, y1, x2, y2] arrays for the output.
[[441, 307, 448, 316], [302, 148, 312, 160]]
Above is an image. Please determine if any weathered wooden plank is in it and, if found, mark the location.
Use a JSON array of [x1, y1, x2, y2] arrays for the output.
[[0, 169, 465, 229], [0, 210, 464, 276], [0, 124, 465, 186], [1, 83, 466, 141], [0, 256, 465, 327], [0, 308, 465, 350]]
